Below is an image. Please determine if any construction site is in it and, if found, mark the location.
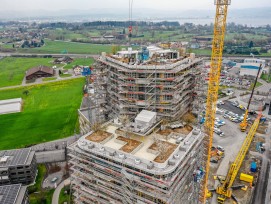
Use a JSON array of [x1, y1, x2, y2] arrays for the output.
[[69, 1, 270, 204], [68, 119, 205, 204]]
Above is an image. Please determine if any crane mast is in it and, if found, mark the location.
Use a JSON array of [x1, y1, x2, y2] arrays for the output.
[[201, 0, 231, 203]]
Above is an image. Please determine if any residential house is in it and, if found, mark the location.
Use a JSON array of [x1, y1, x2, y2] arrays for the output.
[[25, 66, 54, 80], [54, 56, 73, 64], [73, 65, 83, 76]]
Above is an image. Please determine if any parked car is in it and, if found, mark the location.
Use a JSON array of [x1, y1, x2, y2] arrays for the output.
[[51, 177, 58, 183], [217, 145, 225, 152], [231, 101, 239, 107], [215, 117, 225, 125], [210, 159, 218, 163]]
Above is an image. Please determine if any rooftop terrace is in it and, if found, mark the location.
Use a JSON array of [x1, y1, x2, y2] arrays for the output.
[[74, 122, 203, 174]]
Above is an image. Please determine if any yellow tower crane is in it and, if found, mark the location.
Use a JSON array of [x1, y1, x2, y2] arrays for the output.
[[240, 64, 262, 132], [216, 114, 261, 203], [200, 0, 231, 203]]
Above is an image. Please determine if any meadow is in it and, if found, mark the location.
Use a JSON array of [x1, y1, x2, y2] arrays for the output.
[[4, 40, 113, 54], [0, 57, 52, 88], [0, 78, 84, 150]]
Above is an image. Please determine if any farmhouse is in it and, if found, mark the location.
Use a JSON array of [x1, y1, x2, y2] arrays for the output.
[[54, 56, 73, 64], [26, 65, 54, 80]]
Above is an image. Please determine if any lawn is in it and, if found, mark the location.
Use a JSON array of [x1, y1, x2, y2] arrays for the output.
[[249, 81, 262, 90], [261, 73, 271, 83], [0, 78, 84, 150], [64, 58, 94, 69], [0, 57, 52, 88], [4, 40, 113, 54], [29, 164, 54, 204], [60, 74, 72, 78], [59, 186, 71, 204], [42, 77, 57, 82], [190, 48, 212, 55]]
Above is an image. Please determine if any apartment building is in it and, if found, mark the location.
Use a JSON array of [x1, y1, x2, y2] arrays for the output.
[[0, 148, 37, 186], [0, 184, 29, 204], [69, 119, 205, 204]]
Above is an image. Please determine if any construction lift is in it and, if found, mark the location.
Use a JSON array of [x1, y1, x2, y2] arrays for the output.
[[216, 113, 262, 203], [240, 64, 262, 132], [200, 0, 231, 203]]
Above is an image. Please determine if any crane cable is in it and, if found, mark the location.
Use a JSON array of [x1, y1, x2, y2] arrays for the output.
[[129, 0, 134, 36]]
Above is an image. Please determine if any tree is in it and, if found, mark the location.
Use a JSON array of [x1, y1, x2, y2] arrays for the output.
[[151, 30, 155, 38], [249, 41, 254, 49], [23, 90, 29, 96]]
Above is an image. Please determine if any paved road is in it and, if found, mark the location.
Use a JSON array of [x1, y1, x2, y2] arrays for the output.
[[0, 52, 99, 58], [257, 78, 271, 93], [52, 178, 70, 204], [1, 52, 270, 60], [211, 113, 248, 204]]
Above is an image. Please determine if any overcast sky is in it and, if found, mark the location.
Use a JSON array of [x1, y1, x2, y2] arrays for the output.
[[1, 0, 270, 11]]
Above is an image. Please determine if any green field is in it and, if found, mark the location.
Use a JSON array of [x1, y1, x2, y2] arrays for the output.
[[249, 81, 262, 90], [60, 74, 72, 78], [190, 48, 212, 55], [4, 40, 113, 54], [261, 73, 271, 83], [42, 77, 57, 82], [64, 58, 94, 69], [0, 78, 84, 150], [0, 57, 52, 88], [59, 186, 71, 204]]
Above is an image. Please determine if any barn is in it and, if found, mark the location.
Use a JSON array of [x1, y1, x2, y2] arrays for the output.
[[26, 65, 54, 80]]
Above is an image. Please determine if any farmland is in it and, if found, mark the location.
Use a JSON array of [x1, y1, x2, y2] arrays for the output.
[[0, 78, 84, 150], [3, 39, 113, 54]]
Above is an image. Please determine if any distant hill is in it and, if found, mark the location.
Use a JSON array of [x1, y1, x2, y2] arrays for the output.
[[0, 7, 270, 25]]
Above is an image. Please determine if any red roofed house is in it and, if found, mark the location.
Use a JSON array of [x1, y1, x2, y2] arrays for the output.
[[26, 65, 54, 80]]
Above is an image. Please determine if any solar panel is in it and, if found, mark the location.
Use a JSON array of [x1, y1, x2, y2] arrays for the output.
[[0, 184, 21, 204], [0, 148, 31, 168]]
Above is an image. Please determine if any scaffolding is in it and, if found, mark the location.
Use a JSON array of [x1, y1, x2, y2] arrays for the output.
[[68, 126, 204, 204], [93, 53, 202, 120]]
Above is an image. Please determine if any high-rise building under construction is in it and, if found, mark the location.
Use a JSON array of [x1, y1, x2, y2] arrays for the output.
[[70, 46, 206, 203]]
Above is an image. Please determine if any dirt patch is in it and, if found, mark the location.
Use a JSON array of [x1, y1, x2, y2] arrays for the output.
[[156, 129, 173, 136], [173, 125, 193, 134], [149, 141, 177, 163], [117, 136, 142, 153], [86, 130, 111, 143], [157, 125, 193, 136], [257, 124, 268, 134]]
